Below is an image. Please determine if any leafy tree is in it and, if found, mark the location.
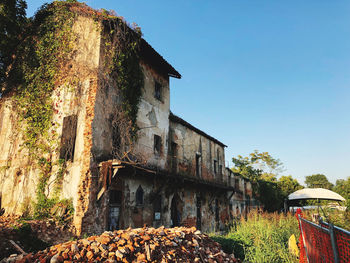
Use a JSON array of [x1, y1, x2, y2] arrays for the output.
[[232, 150, 285, 211], [305, 174, 333, 189], [278, 175, 303, 198], [0, 0, 28, 94], [232, 150, 283, 182], [333, 177, 350, 208], [256, 179, 284, 212]]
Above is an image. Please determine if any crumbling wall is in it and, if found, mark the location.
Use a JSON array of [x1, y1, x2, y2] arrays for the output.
[[134, 63, 170, 169], [0, 97, 37, 213], [169, 120, 226, 183], [95, 172, 231, 233], [0, 15, 101, 225]]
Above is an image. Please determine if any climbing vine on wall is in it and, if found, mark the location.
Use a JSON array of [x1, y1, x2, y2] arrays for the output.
[[111, 24, 143, 132], [101, 15, 144, 136], [9, 1, 78, 218], [14, 1, 76, 156], [4, 1, 145, 218]]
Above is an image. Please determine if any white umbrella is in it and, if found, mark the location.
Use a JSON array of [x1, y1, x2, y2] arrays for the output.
[[288, 188, 345, 202]]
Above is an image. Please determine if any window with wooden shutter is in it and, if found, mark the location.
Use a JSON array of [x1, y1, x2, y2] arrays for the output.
[[59, 115, 78, 161]]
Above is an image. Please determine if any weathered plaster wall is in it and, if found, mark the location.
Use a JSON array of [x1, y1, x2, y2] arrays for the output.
[[134, 63, 170, 169], [0, 97, 36, 213], [169, 120, 226, 183], [105, 176, 230, 232], [0, 11, 254, 235], [71, 21, 175, 234], [0, 15, 101, 224]]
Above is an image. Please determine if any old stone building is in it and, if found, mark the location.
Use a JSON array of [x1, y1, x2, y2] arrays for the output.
[[0, 2, 255, 235]]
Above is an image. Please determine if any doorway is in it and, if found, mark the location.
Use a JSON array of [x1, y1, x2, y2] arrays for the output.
[[171, 193, 181, 227], [109, 190, 122, 230]]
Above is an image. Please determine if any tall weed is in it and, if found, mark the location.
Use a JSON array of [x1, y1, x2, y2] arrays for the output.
[[211, 211, 299, 263]]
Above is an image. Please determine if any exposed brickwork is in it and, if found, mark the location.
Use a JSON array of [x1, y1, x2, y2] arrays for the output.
[[74, 78, 98, 236]]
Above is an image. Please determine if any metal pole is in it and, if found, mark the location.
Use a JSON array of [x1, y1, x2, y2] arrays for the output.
[[329, 223, 340, 263], [298, 215, 310, 263]]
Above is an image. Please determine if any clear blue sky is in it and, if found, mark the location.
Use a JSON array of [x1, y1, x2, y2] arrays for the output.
[[27, 1, 350, 185]]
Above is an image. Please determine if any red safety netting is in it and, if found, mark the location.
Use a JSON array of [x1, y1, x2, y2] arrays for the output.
[[297, 212, 350, 263], [334, 227, 350, 263], [299, 218, 334, 263], [295, 209, 307, 263]]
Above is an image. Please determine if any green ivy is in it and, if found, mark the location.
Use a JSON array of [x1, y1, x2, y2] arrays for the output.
[[112, 25, 143, 131], [14, 1, 76, 156], [11, 1, 77, 219], [101, 17, 144, 136], [7, 1, 144, 219]]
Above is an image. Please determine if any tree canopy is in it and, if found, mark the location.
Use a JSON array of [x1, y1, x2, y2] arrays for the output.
[[333, 177, 350, 208], [305, 174, 333, 189], [278, 175, 303, 197], [232, 150, 283, 182], [232, 150, 302, 212], [0, 0, 28, 94]]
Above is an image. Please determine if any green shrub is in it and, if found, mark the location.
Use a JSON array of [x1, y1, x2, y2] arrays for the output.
[[210, 235, 248, 260]]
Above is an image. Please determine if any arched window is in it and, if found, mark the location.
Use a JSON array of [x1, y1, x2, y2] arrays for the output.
[[136, 185, 144, 205]]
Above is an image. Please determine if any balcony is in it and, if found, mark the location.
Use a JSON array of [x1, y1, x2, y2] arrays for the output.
[[166, 156, 227, 186]]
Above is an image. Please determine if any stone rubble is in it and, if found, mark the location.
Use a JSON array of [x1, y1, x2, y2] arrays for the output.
[[4, 226, 239, 262]]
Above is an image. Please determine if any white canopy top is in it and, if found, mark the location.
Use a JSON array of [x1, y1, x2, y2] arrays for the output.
[[288, 188, 345, 202]]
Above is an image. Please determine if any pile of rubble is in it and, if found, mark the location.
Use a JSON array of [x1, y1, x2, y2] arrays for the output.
[[5, 227, 239, 262]]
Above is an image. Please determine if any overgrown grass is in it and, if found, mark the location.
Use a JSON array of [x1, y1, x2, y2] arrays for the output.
[[211, 211, 299, 263], [302, 207, 350, 231]]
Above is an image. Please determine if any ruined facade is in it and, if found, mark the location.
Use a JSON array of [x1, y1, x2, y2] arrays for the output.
[[0, 4, 256, 235]]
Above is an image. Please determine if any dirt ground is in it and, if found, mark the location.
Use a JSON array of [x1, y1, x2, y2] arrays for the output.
[[0, 216, 75, 260]]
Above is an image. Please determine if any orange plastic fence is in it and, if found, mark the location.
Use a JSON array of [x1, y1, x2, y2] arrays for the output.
[[299, 218, 334, 263], [296, 210, 350, 263], [295, 209, 307, 263], [320, 221, 350, 263]]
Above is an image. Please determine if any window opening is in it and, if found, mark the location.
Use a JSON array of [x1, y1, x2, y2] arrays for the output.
[[59, 115, 78, 161], [154, 81, 162, 101], [154, 135, 161, 155]]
